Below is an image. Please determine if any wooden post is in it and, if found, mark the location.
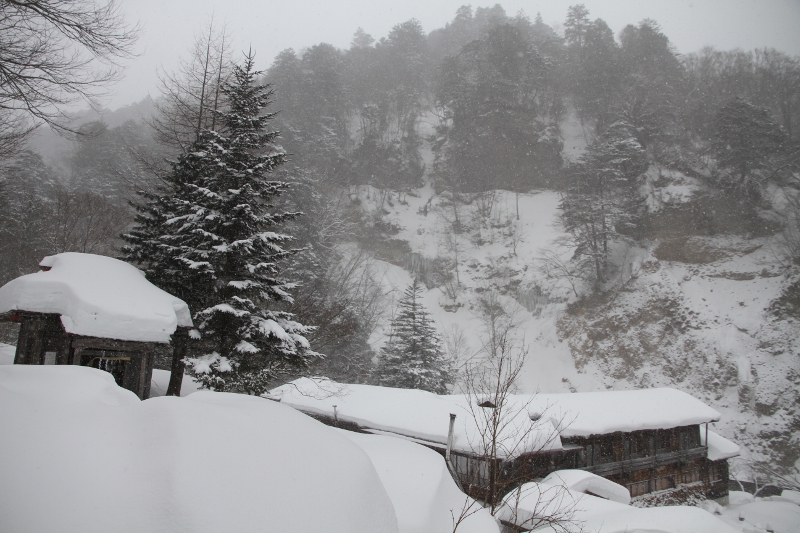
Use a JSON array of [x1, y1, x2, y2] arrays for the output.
[[13, 318, 32, 364], [166, 328, 188, 397], [142, 345, 155, 400]]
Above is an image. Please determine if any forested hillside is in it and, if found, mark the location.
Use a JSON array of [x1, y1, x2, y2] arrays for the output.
[[1, 3, 798, 477]]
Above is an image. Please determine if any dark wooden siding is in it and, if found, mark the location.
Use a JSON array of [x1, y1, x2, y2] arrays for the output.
[[10, 312, 157, 400]]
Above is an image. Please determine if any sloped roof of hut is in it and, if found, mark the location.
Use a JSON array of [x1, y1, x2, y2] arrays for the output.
[[0, 253, 192, 343]]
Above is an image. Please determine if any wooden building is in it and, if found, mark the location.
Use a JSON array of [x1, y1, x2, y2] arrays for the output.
[[450, 424, 732, 504], [270, 378, 739, 505], [0, 253, 192, 400]]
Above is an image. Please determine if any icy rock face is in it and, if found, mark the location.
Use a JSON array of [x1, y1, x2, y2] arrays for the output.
[[0, 365, 399, 533], [0, 252, 192, 343], [555, 235, 800, 467]]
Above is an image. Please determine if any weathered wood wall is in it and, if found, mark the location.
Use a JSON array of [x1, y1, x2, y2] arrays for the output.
[[9, 313, 157, 400]]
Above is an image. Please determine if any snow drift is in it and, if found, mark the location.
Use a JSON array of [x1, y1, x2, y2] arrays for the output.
[[0, 365, 398, 533], [496, 477, 739, 533], [0, 253, 192, 343], [339, 430, 498, 533]]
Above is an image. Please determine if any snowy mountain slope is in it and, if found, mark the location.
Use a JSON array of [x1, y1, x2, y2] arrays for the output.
[[355, 181, 799, 469]]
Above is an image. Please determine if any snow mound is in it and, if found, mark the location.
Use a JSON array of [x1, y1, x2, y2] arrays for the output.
[[149, 368, 201, 397], [497, 480, 738, 533], [540, 469, 631, 504], [0, 342, 16, 365], [339, 430, 498, 533], [780, 490, 800, 506], [535, 388, 721, 437], [719, 500, 800, 533], [270, 377, 563, 458], [0, 365, 398, 533], [0, 253, 192, 343], [702, 429, 741, 461]]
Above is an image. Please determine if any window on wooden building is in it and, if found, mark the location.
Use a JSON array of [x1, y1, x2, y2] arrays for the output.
[[682, 470, 701, 484], [653, 475, 675, 491], [455, 455, 491, 488], [628, 480, 649, 497], [629, 432, 650, 458], [709, 463, 724, 483], [657, 430, 672, 452], [678, 427, 701, 450], [43, 351, 56, 365], [688, 426, 701, 448], [595, 440, 614, 464]]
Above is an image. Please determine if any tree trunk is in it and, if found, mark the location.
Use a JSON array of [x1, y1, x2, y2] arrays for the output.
[[166, 328, 189, 396]]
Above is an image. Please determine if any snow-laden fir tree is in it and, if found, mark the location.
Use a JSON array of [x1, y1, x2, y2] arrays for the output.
[[559, 120, 647, 288], [123, 51, 317, 395], [374, 279, 455, 394]]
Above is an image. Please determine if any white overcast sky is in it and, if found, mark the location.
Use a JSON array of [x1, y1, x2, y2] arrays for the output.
[[107, 0, 800, 109]]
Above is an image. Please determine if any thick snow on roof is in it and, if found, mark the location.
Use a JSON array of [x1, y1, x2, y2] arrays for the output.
[[0, 253, 192, 343], [533, 388, 721, 437], [271, 379, 724, 454], [702, 429, 741, 461], [539, 470, 630, 505], [270, 378, 563, 458], [0, 365, 398, 533], [497, 478, 738, 533], [339, 430, 498, 533]]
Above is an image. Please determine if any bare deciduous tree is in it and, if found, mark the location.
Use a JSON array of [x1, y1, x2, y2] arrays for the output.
[[47, 187, 129, 254], [449, 291, 579, 533], [147, 18, 233, 152], [461, 291, 565, 511], [0, 0, 139, 155]]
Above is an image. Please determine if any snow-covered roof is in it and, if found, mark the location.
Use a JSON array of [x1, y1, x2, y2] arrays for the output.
[[269, 378, 564, 458], [532, 388, 722, 438], [702, 429, 741, 461], [539, 470, 631, 504], [0, 253, 192, 343], [270, 380, 725, 458], [497, 479, 739, 533]]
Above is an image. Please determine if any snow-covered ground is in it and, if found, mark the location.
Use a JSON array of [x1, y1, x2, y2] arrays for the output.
[[0, 365, 399, 532], [2, 351, 799, 531]]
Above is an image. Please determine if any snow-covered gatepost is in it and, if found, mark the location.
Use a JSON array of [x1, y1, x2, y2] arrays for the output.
[[0, 253, 193, 399]]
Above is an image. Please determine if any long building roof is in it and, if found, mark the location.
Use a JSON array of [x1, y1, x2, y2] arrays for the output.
[[270, 378, 730, 459]]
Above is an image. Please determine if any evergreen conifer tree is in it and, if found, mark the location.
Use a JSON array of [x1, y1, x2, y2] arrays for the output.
[[375, 279, 455, 394], [123, 51, 317, 395]]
